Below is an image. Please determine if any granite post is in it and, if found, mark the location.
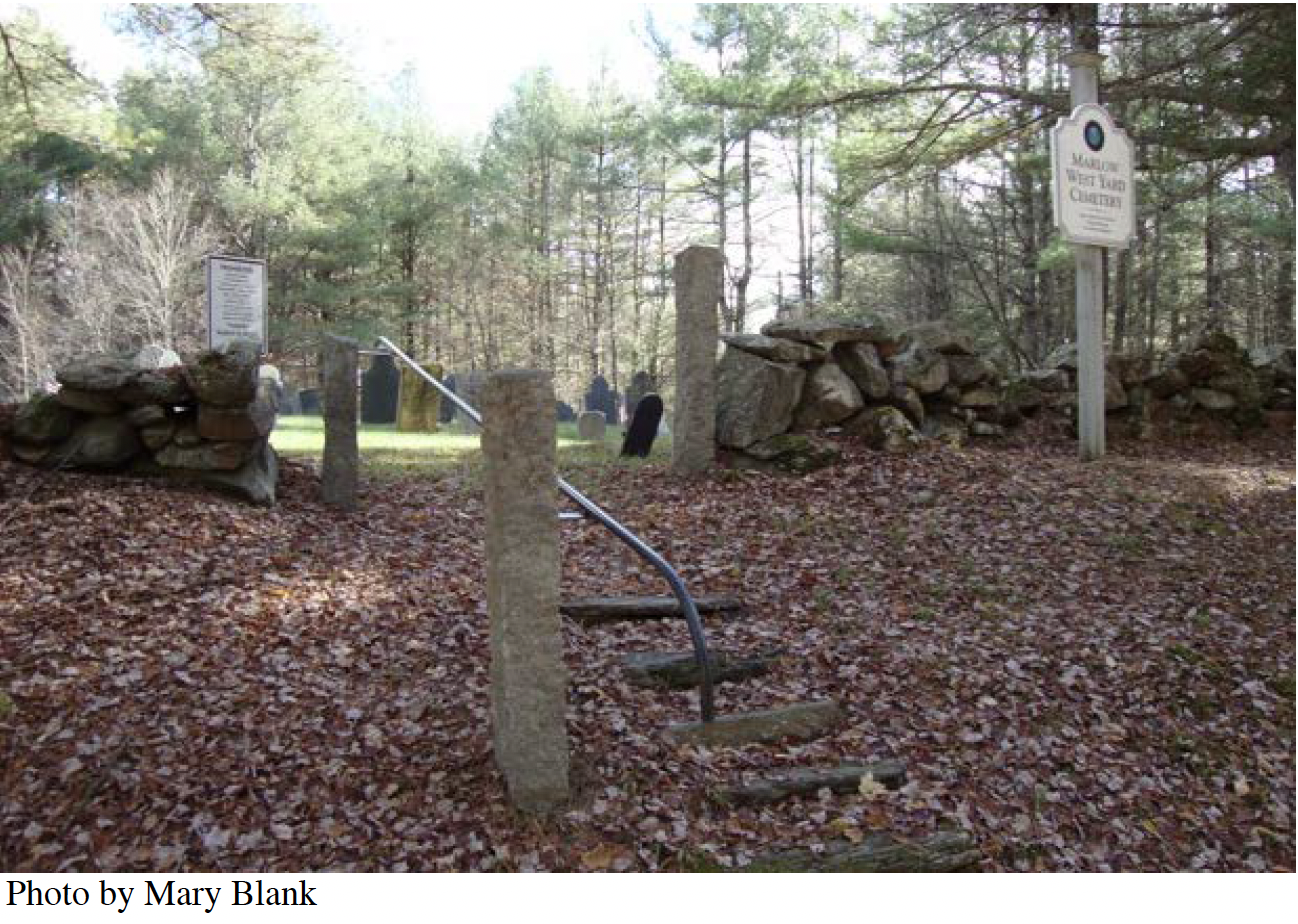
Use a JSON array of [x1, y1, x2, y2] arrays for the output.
[[321, 335, 358, 509], [672, 245, 722, 474], [482, 369, 569, 813]]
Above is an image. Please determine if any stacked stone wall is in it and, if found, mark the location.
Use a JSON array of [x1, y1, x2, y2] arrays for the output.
[[718, 317, 1294, 471], [1034, 332, 1294, 436], [717, 317, 1026, 469], [4, 341, 278, 504]]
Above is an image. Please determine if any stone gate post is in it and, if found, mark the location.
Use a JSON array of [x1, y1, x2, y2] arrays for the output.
[[482, 369, 569, 813], [672, 245, 723, 474], [321, 334, 358, 509]]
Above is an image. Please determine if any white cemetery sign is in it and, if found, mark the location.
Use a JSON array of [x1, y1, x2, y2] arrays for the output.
[[1050, 103, 1135, 249], [206, 254, 267, 352]]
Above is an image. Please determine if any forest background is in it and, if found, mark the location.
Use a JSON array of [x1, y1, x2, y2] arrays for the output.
[[0, 3, 1293, 410]]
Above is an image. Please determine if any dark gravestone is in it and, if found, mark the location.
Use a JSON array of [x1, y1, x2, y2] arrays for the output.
[[279, 385, 302, 416], [439, 374, 458, 423], [556, 400, 576, 422], [585, 374, 619, 425], [620, 393, 663, 458], [299, 388, 321, 416], [625, 370, 654, 419], [361, 353, 400, 424]]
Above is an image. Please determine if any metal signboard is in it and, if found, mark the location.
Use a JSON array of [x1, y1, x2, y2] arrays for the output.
[[1051, 103, 1136, 249], [206, 254, 267, 352]]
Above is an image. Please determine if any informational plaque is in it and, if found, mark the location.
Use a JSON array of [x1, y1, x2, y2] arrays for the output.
[[1050, 103, 1135, 249], [206, 254, 267, 352]]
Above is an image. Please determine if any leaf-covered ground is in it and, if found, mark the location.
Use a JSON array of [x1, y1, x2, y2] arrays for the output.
[[1, 421, 1293, 872]]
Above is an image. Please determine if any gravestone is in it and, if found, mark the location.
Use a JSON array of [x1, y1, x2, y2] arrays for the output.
[[482, 369, 568, 814], [298, 388, 321, 416], [577, 410, 606, 442], [361, 353, 400, 424], [256, 377, 284, 413], [279, 385, 302, 416], [439, 373, 458, 423], [454, 371, 486, 432], [556, 400, 576, 423], [624, 370, 654, 419], [256, 364, 284, 413], [321, 335, 358, 509], [584, 374, 619, 425], [620, 393, 663, 458], [673, 245, 722, 473], [396, 361, 443, 432]]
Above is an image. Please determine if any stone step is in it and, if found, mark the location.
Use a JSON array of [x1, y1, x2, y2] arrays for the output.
[[666, 700, 844, 747], [623, 649, 782, 691], [560, 594, 746, 625], [740, 830, 979, 873], [711, 760, 907, 806]]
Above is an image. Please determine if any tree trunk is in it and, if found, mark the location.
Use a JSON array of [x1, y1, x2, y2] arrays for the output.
[[1273, 150, 1296, 345], [630, 180, 644, 376], [1113, 249, 1130, 352], [401, 163, 417, 353], [715, 96, 732, 331], [806, 133, 816, 305], [1016, 135, 1043, 362], [831, 110, 845, 304], [1276, 251, 1295, 346], [732, 128, 754, 334], [794, 118, 807, 309], [1204, 168, 1224, 331]]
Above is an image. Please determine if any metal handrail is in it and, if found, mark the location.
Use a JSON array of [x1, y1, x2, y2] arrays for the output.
[[375, 337, 717, 722]]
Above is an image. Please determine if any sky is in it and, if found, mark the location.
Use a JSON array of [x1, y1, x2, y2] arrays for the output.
[[325, 2, 696, 136], [2, 1, 698, 138]]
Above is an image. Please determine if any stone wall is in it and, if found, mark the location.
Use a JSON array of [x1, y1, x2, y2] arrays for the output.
[[717, 317, 1295, 470], [4, 341, 278, 504], [717, 317, 1024, 469], [1033, 331, 1295, 436]]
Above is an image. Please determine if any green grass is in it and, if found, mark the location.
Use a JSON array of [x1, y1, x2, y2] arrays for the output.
[[270, 415, 671, 474]]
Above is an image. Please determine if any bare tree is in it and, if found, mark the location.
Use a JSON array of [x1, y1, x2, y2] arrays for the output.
[[54, 169, 222, 353], [0, 170, 223, 397], [0, 239, 53, 400]]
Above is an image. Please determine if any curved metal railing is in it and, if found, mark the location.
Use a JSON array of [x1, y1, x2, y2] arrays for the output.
[[374, 337, 717, 722]]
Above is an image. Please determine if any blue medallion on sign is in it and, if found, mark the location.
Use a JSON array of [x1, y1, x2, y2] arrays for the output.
[[1084, 120, 1105, 152]]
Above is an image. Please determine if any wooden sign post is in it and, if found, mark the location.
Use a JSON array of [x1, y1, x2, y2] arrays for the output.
[[1051, 52, 1135, 461]]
